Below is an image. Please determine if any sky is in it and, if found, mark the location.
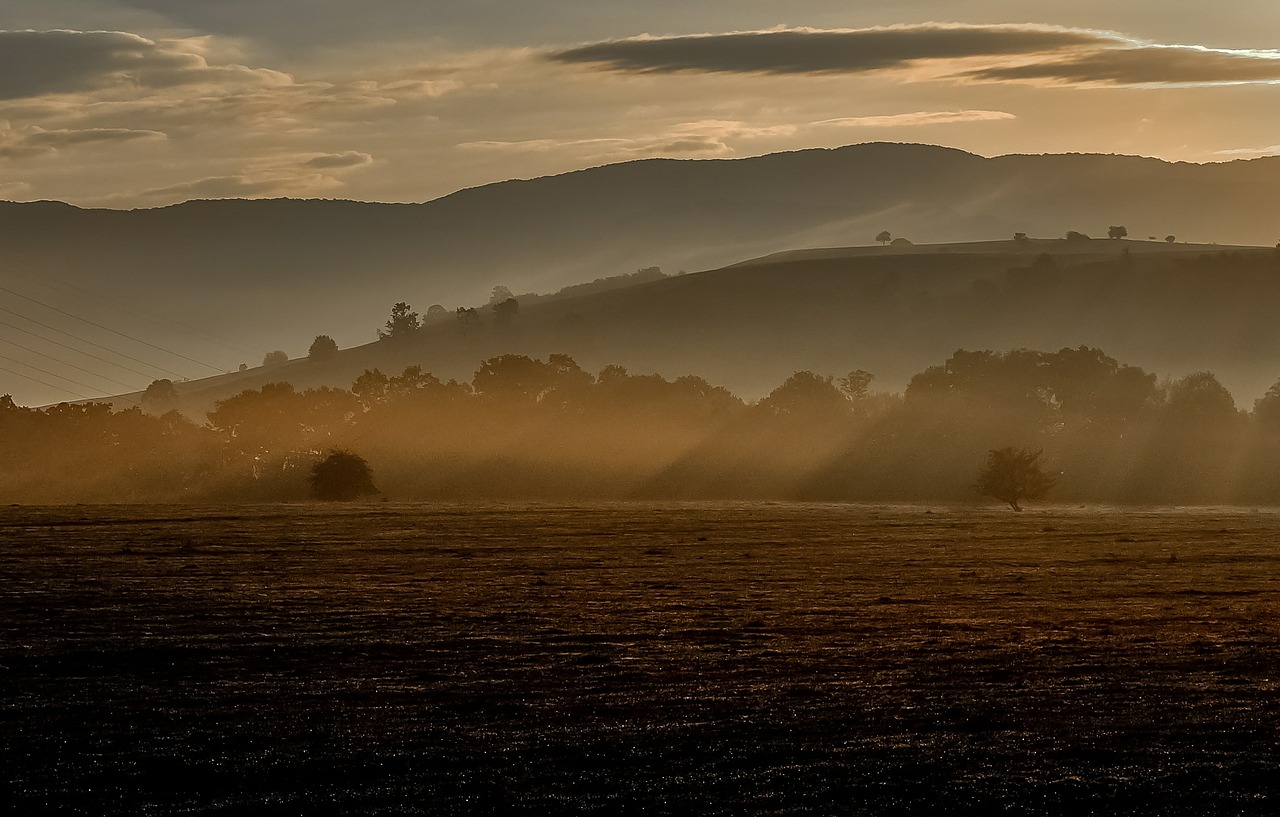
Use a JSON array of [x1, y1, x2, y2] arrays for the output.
[[1, 1, 1279, 208]]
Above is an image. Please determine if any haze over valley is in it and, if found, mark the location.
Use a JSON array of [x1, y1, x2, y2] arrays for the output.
[[4, 143, 1280, 408], [7, 5, 1280, 815]]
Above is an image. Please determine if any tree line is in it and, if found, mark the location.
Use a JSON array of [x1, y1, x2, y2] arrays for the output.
[[4, 346, 1280, 504]]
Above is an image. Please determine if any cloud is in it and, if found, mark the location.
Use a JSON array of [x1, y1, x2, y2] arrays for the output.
[[127, 150, 376, 201], [0, 124, 165, 159], [0, 180, 32, 197], [0, 29, 289, 100], [550, 24, 1280, 87], [458, 137, 631, 153], [550, 24, 1112, 76], [302, 150, 374, 169], [459, 120, 794, 160], [135, 172, 344, 200], [815, 110, 1016, 128], [962, 45, 1280, 86], [1213, 145, 1280, 158]]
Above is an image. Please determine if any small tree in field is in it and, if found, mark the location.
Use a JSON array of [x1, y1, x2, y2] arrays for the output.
[[310, 450, 377, 501], [975, 447, 1055, 512], [876, 230, 892, 245]]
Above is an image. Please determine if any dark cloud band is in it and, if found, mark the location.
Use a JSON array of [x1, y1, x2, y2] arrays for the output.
[[0, 29, 282, 100], [551, 24, 1108, 75], [550, 24, 1280, 86], [965, 45, 1280, 85]]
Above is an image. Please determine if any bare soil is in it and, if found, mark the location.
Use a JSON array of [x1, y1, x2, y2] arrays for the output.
[[3, 503, 1278, 814]]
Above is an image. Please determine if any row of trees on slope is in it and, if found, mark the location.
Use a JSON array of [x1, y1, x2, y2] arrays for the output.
[[6, 346, 1280, 504]]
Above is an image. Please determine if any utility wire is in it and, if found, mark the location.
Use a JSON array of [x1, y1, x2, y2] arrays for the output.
[[0, 362, 93, 400], [0, 262, 264, 358], [0, 305, 186, 378], [0, 353, 103, 399], [0, 284, 224, 373], [0, 336, 142, 392], [0, 318, 161, 381]]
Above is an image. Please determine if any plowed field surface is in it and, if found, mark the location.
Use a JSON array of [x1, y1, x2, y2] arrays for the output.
[[3, 503, 1278, 814]]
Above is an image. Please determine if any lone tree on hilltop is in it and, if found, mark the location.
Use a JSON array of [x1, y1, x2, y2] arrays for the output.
[[975, 447, 1055, 512], [1108, 225, 1128, 240], [379, 302, 420, 340], [876, 230, 892, 245], [310, 450, 378, 501], [141, 378, 178, 412], [308, 334, 338, 361]]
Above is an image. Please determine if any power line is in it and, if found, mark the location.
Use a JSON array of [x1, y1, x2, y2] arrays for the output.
[[0, 336, 142, 392], [0, 284, 224, 373], [0, 305, 186, 379], [0, 354, 102, 399], [0, 362, 93, 400], [0, 317, 161, 381], [0, 262, 264, 358]]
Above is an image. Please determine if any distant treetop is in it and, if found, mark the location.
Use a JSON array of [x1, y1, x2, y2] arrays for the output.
[[308, 335, 338, 361]]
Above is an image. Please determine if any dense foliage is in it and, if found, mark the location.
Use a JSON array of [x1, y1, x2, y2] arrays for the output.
[[3, 346, 1279, 504], [310, 450, 377, 501]]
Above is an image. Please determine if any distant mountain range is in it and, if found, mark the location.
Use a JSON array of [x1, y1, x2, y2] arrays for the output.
[[2, 141, 1279, 407]]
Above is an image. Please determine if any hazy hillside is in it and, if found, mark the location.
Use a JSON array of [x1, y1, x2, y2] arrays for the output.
[[139, 238, 1280, 416], [3, 142, 1280, 409]]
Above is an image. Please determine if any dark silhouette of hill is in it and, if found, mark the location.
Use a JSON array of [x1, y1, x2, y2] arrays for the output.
[[3, 142, 1279, 382], [129, 237, 1280, 416]]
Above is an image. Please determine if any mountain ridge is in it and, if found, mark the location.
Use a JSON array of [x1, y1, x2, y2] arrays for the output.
[[3, 142, 1279, 407]]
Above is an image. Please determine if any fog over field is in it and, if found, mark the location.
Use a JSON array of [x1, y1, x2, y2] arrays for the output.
[[5, 2, 1280, 813]]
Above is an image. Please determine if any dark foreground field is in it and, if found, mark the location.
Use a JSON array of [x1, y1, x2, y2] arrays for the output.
[[3, 503, 1278, 815]]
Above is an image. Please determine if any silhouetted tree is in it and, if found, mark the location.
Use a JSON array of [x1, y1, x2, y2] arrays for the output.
[[876, 230, 892, 245], [1253, 379, 1280, 433], [975, 447, 1055, 512], [388, 365, 442, 398], [759, 371, 850, 421], [310, 450, 377, 500], [207, 382, 305, 458], [1014, 232, 1028, 243], [1164, 371, 1238, 427], [1065, 231, 1090, 243], [262, 350, 288, 367], [1165, 235, 1176, 243], [141, 378, 178, 412], [380, 302, 420, 340], [425, 304, 448, 320], [1108, 225, 1128, 240], [473, 353, 593, 405], [308, 335, 338, 361], [838, 369, 874, 402], [352, 368, 389, 409]]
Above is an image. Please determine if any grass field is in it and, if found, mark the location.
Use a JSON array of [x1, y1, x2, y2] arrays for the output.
[[3, 503, 1278, 814]]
